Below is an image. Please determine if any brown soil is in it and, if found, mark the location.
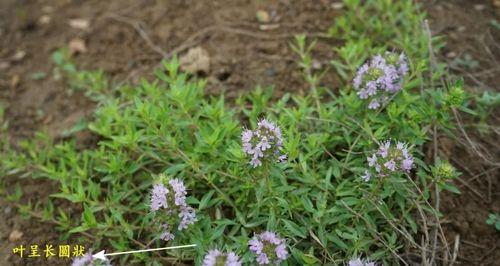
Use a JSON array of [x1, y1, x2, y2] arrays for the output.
[[425, 0, 500, 265], [0, 0, 498, 265]]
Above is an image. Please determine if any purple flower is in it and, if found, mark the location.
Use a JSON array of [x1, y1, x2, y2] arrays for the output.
[[277, 154, 287, 162], [226, 252, 242, 266], [348, 257, 377, 266], [249, 238, 264, 253], [242, 118, 286, 168], [150, 184, 169, 211], [397, 53, 409, 76], [257, 253, 270, 265], [368, 99, 380, 109], [169, 178, 187, 206], [178, 206, 197, 230], [378, 141, 390, 158], [258, 137, 271, 151], [202, 249, 242, 266], [357, 89, 369, 99], [159, 224, 175, 241], [363, 140, 415, 180], [149, 178, 196, 240], [367, 154, 377, 167], [353, 52, 408, 109], [249, 231, 288, 265], [348, 258, 365, 266], [71, 251, 112, 266], [275, 243, 288, 260], [71, 252, 93, 266], [353, 64, 369, 89], [401, 157, 413, 171], [384, 160, 396, 171], [250, 157, 263, 167], [203, 249, 222, 266], [361, 170, 372, 182]]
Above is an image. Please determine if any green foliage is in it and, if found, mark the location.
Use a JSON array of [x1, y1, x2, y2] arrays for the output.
[[329, 0, 444, 87], [444, 79, 466, 108], [1, 55, 459, 265], [0, 1, 483, 265], [431, 160, 460, 194], [450, 54, 479, 70], [486, 213, 500, 231], [473, 90, 500, 134], [52, 48, 109, 102]]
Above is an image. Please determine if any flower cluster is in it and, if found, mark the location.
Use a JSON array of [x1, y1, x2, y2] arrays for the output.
[[348, 257, 377, 266], [202, 249, 242, 266], [248, 231, 288, 265], [242, 118, 287, 168], [362, 140, 414, 181], [433, 161, 457, 180], [353, 51, 409, 109], [149, 177, 197, 241], [71, 251, 112, 266]]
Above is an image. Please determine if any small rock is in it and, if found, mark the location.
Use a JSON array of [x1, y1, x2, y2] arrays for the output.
[[4, 206, 12, 215], [259, 24, 280, 31], [179, 47, 210, 75], [68, 38, 87, 55], [331, 2, 344, 10], [11, 75, 20, 88], [68, 18, 90, 30], [256, 42, 280, 54], [256, 10, 271, 23], [39, 15, 51, 25], [9, 230, 23, 242], [42, 5, 53, 13], [457, 26, 466, 33], [265, 67, 276, 77], [312, 59, 322, 70], [11, 51, 26, 62], [494, 0, 500, 8], [0, 61, 10, 70], [446, 51, 457, 58], [474, 4, 486, 11]]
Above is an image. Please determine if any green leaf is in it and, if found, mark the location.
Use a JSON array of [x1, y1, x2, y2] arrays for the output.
[[283, 219, 307, 238], [82, 204, 97, 227]]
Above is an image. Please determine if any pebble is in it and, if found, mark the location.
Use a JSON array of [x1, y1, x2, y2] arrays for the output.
[[0, 61, 10, 70], [42, 5, 53, 13], [9, 230, 23, 242], [179, 47, 210, 75], [39, 15, 51, 25], [68, 38, 87, 55], [11, 75, 20, 88], [259, 24, 280, 31], [265, 67, 276, 77], [446, 51, 457, 58], [68, 18, 90, 30], [474, 4, 486, 11], [11, 51, 26, 62], [256, 10, 271, 23], [4, 206, 12, 215], [331, 2, 344, 10]]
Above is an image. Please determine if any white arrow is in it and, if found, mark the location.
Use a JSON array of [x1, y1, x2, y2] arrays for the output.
[[92, 244, 197, 260]]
